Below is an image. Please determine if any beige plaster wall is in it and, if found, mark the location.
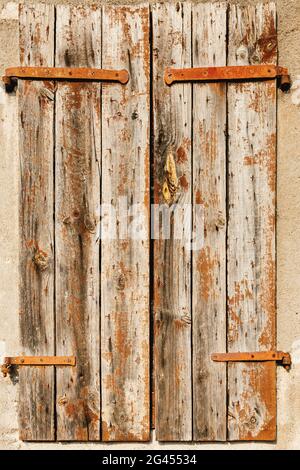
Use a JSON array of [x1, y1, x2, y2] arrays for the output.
[[0, 0, 299, 450]]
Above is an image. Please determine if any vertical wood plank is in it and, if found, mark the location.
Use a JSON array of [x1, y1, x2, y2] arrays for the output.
[[55, 5, 101, 441], [192, 2, 227, 441], [18, 3, 55, 441], [101, 5, 150, 441], [227, 2, 277, 440], [152, 2, 192, 441]]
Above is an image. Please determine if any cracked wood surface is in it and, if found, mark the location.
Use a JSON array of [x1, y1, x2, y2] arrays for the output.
[[18, 3, 55, 441]]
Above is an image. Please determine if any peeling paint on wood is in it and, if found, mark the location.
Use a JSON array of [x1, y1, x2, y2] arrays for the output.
[[152, 2, 192, 441], [101, 5, 150, 442], [227, 2, 277, 441], [192, 2, 227, 442], [18, 3, 55, 442], [55, 5, 101, 441]]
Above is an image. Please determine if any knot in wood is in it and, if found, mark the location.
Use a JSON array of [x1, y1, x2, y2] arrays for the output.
[[162, 150, 178, 204], [117, 273, 126, 290], [84, 215, 97, 233], [236, 45, 249, 64], [1, 363, 10, 378], [33, 249, 49, 271], [40, 86, 55, 101], [57, 395, 68, 406], [181, 313, 191, 325], [216, 211, 225, 229], [250, 415, 257, 425], [63, 215, 71, 225]]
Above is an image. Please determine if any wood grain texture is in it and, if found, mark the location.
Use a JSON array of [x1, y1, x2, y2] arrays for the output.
[[227, 2, 277, 440], [192, 2, 227, 441], [55, 5, 101, 441], [152, 2, 192, 441], [18, 3, 55, 441], [101, 5, 150, 441]]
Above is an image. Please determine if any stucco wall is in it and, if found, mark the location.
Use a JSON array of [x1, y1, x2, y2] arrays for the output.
[[0, 0, 299, 450]]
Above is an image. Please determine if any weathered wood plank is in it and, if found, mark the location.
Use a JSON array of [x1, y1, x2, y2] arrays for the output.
[[192, 2, 227, 441], [101, 5, 150, 441], [55, 5, 101, 441], [227, 2, 277, 440], [18, 3, 55, 441], [152, 2, 192, 441]]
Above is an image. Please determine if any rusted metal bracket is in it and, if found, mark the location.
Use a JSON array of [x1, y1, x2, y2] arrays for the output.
[[2, 66, 129, 92], [164, 65, 291, 91], [211, 351, 291, 371], [1, 356, 76, 377]]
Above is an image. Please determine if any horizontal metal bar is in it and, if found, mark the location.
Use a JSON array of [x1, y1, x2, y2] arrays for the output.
[[2, 66, 129, 90], [164, 65, 290, 91], [4, 356, 76, 366], [211, 351, 291, 370]]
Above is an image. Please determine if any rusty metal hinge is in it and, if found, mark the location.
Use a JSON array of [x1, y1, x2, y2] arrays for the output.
[[164, 65, 291, 91], [2, 66, 129, 92], [1, 356, 76, 377], [211, 351, 291, 370]]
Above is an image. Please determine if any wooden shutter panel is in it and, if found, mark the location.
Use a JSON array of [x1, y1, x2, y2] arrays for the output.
[[153, 1, 277, 441], [18, 3, 150, 442]]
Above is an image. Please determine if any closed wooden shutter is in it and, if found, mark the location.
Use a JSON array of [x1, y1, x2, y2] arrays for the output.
[[16, 2, 278, 442]]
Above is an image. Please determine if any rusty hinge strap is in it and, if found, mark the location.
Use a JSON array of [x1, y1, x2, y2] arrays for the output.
[[211, 351, 291, 370], [1, 356, 76, 377], [164, 65, 291, 91], [2, 66, 129, 91]]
